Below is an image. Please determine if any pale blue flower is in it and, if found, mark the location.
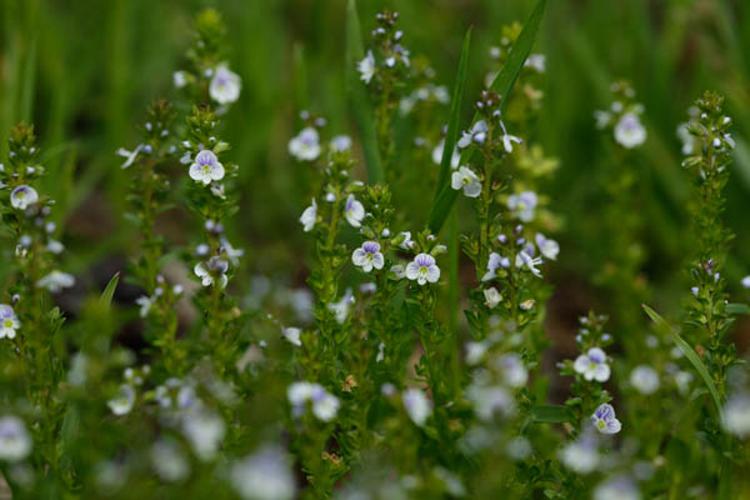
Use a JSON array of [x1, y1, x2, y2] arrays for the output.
[[614, 112, 646, 149], [344, 194, 365, 228], [231, 446, 296, 500], [0, 416, 32, 462], [574, 347, 610, 382], [209, 64, 241, 105], [288, 127, 321, 161], [299, 198, 317, 232], [10, 185, 38, 210], [507, 191, 537, 222], [0, 304, 19, 339], [482, 252, 510, 282], [405, 253, 440, 285], [36, 270, 75, 293], [535, 233, 559, 260], [458, 120, 488, 148], [402, 388, 432, 427], [116, 144, 143, 169], [194, 256, 229, 288], [358, 50, 376, 84], [189, 150, 225, 185], [352, 241, 384, 273], [451, 166, 482, 198], [629, 365, 659, 395], [591, 403, 621, 434]]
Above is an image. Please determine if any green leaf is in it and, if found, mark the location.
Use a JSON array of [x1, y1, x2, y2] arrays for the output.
[[726, 303, 750, 316], [428, 0, 547, 233], [642, 304, 724, 419], [530, 404, 573, 424], [345, 0, 384, 184], [99, 273, 120, 309], [434, 27, 472, 197]]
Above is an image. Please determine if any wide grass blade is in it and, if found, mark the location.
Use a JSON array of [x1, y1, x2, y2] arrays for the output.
[[428, 0, 547, 233], [345, 0, 384, 184], [434, 28, 472, 198], [642, 304, 724, 420], [99, 272, 120, 309]]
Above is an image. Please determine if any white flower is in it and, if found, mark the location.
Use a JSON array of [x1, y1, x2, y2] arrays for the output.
[[676, 123, 694, 155], [496, 353, 528, 388], [189, 149, 225, 185], [591, 403, 622, 434], [499, 121, 522, 153], [328, 289, 354, 324], [629, 365, 660, 395], [231, 446, 296, 500], [458, 120, 488, 148], [0, 416, 32, 462], [614, 112, 646, 149], [344, 194, 365, 227], [482, 252, 510, 281], [194, 256, 229, 288], [151, 440, 190, 483], [282, 327, 302, 347], [182, 409, 226, 461], [483, 287, 502, 309], [330, 135, 352, 152], [287, 382, 339, 422], [402, 388, 432, 427], [507, 191, 538, 222], [535, 233, 559, 260], [108, 384, 136, 416], [288, 127, 321, 161], [451, 166, 482, 198], [560, 435, 599, 474], [515, 249, 543, 278], [358, 50, 376, 84], [299, 198, 317, 232], [722, 394, 750, 438], [398, 231, 414, 250], [594, 110, 612, 129], [741, 275, 750, 289], [593, 476, 641, 500], [467, 384, 515, 421], [432, 139, 460, 169], [405, 253, 440, 285], [0, 304, 20, 339], [465, 341, 489, 365], [574, 347, 611, 382], [352, 241, 385, 273], [209, 64, 241, 105], [524, 53, 546, 73], [36, 270, 75, 293], [116, 144, 143, 169], [10, 185, 38, 210], [135, 295, 153, 318], [173, 71, 188, 89]]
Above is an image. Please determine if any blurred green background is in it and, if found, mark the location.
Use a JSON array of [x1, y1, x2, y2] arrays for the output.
[[1, 0, 748, 345]]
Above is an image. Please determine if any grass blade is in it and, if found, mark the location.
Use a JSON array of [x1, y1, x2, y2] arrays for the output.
[[99, 272, 120, 309], [345, 0, 384, 184], [434, 27, 472, 197], [642, 304, 724, 419], [428, 0, 547, 233]]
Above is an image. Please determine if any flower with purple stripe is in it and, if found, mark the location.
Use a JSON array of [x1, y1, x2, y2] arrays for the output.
[[591, 403, 622, 434], [574, 347, 611, 382], [189, 150, 225, 185], [10, 185, 38, 210], [0, 304, 20, 339], [406, 253, 440, 285], [352, 241, 384, 273]]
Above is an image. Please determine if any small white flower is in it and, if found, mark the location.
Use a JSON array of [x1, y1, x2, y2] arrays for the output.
[[451, 166, 482, 198], [282, 327, 302, 347], [108, 384, 136, 416], [0, 416, 32, 462], [194, 256, 229, 288], [722, 394, 750, 438], [560, 434, 599, 474], [515, 249, 543, 278], [328, 289, 354, 324], [496, 353, 528, 388], [402, 388, 432, 427], [405, 253, 440, 285], [299, 198, 317, 232], [173, 71, 188, 89], [287, 382, 339, 422], [46, 240, 64, 254], [594, 110, 612, 129], [330, 135, 352, 152], [398, 231, 414, 250], [352, 241, 385, 273], [135, 296, 153, 318], [593, 475, 640, 500], [151, 440, 189, 483], [482, 252, 510, 282], [0, 304, 20, 340], [36, 270, 75, 293], [358, 50, 376, 84], [432, 139, 460, 169], [458, 120, 488, 148], [507, 191, 538, 222], [676, 123, 694, 155], [524, 53, 546, 73], [189, 149, 225, 185], [288, 127, 321, 161], [182, 409, 226, 461], [10, 185, 39, 210], [390, 264, 406, 279], [591, 403, 622, 434], [116, 144, 143, 169], [629, 365, 660, 395], [741, 275, 750, 289], [499, 121, 523, 153], [483, 287, 502, 309], [209, 64, 241, 105], [344, 194, 365, 227], [535, 233, 559, 260], [467, 384, 515, 421], [465, 341, 490, 366], [614, 112, 647, 149], [231, 446, 296, 500], [574, 347, 611, 382]]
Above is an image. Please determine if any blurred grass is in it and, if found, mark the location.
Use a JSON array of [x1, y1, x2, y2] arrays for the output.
[[0, 0, 748, 315]]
